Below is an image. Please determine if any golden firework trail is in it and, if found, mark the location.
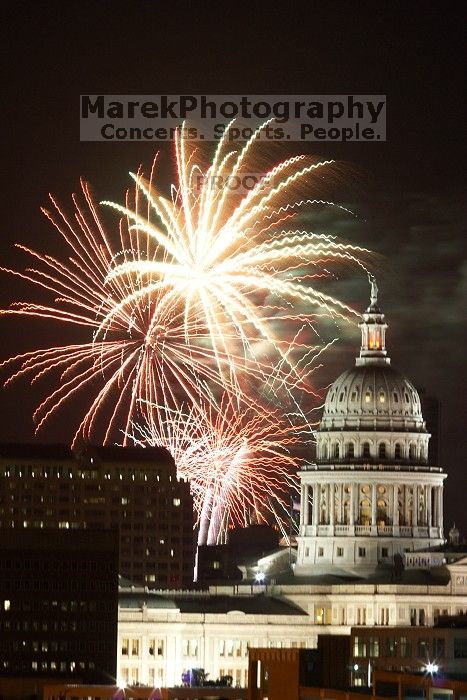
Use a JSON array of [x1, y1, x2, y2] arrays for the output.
[[0, 122, 371, 455], [102, 122, 369, 406]]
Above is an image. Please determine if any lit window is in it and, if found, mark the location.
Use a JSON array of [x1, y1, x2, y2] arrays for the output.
[[173, 498, 181, 507], [3, 600, 10, 611], [365, 390, 372, 403], [400, 637, 410, 657], [354, 637, 367, 656], [149, 639, 164, 656], [213, 561, 221, 570], [379, 391, 385, 403], [183, 639, 199, 657]]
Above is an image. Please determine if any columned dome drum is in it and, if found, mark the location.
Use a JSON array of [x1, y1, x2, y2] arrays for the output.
[[295, 279, 446, 577]]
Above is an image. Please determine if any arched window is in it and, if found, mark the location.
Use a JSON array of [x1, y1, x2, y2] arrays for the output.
[[394, 443, 402, 459], [377, 499, 388, 525], [409, 444, 416, 460], [378, 443, 386, 459], [362, 442, 370, 458], [333, 443, 340, 459], [379, 390, 386, 403], [359, 499, 371, 526], [365, 389, 372, 404], [346, 443, 355, 459], [322, 443, 328, 460]]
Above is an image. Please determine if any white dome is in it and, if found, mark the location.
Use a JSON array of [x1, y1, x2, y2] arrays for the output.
[[315, 281, 430, 464], [321, 363, 425, 432]]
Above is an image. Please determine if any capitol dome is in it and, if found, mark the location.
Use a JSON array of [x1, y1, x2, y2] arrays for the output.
[[321, 278, 424, 432], [316, 279, 429, 463], [295, 278, 446, 578], [321, 363, 425, 432]]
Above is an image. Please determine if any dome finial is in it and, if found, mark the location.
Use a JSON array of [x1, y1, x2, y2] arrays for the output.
[[369, 274, 378, 309]]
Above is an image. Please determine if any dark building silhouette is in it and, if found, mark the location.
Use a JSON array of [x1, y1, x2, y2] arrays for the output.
[[0, 444, 194, 588], [0, 529, 118, 688], [196, 525, 280, 585]]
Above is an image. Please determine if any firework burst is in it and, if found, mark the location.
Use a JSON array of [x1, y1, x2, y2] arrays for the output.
[[129, 395, 303, 546], [102, 122, 370, 408], [0, 181, 247, 444], [1, 122, 370, 458]]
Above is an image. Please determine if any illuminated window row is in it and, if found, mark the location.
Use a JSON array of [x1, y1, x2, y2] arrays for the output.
[[121, 638, 165, 658], [321, 441, 426, 461], [0, 598, 112, 613]]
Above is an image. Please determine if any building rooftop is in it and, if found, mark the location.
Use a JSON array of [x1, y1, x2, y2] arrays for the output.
[[0, 442, 175, 465], [119, 590, 306, 615]]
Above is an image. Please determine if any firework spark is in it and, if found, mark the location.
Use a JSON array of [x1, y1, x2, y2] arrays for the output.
[[102, 122, 370, 408], [1, 123, 370, 447], [0, 182, 246, 444], [129, 395, 303, 546]]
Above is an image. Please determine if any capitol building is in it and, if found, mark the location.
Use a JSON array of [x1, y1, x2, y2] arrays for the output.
[[116, 283, 467, 688], [295, 279, 445, 576]]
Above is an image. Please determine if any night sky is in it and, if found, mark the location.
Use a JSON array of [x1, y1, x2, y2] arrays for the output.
[[2, 3, 466, 531]]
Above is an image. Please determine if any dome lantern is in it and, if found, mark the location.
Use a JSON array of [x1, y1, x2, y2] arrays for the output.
[[356, 276, 389, 367]]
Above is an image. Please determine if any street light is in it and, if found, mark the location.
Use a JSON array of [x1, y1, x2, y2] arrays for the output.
[[255, 572, 265, 583], [426, 662, 439, 674]]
